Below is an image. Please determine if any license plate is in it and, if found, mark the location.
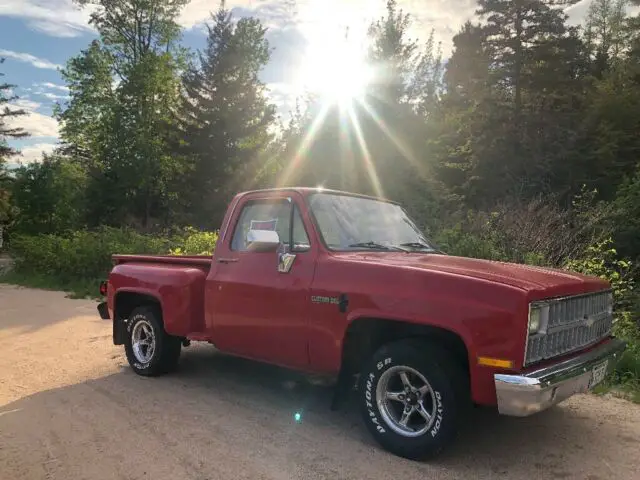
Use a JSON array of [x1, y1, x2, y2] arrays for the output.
[[589, 360, 608, 389]]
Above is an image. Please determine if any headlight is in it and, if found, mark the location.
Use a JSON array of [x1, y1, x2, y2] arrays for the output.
[[529, 306, 541, 334], [528, 303, 549, 334], [607, 291, 614, 315]]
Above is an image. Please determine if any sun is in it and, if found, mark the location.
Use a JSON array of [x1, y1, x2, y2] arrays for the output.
[[301, 43, 373, 105], [297, 9, 373, 106]]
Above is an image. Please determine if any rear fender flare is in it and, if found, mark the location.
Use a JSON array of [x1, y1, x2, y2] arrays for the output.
[[112, 289, 163, 345]]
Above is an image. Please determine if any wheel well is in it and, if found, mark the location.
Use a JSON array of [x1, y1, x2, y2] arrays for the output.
[[340, 318, 470, 378], [113, 292, 161, 345]]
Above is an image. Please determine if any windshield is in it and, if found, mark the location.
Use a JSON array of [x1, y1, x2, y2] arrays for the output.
[[308, 193, 435, 251]]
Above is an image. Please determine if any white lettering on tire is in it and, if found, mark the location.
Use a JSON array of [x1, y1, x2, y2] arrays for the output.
[[366, 371, 386, 433], [430, 391, 444, 437], [376, 357, 392, 371]]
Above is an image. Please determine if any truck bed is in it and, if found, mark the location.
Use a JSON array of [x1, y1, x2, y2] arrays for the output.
[[112, 254, 212, 267]]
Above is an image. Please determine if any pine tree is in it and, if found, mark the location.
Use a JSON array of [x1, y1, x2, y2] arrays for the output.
[[584, 0, 629, 76], [443, 22, 492, 108], [477, 0, 580, 120], [178, 5, 276, 227], [438, 1, 585, 201], [0, 58, 29, 163], [1, 58, 29, 227]]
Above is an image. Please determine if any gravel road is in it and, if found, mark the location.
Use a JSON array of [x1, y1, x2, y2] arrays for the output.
[[1, 284, 639, 480]]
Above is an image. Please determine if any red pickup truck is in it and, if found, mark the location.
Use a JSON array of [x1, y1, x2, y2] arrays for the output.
[[98, 187, 626, 460]]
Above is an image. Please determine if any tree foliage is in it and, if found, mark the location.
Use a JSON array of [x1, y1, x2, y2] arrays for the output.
[[10, 156, 87, 234], [0, 0, 639, 283], [0, 58, 30, 226], [178, 5, 276, 227], [52, 0, 189, 228]]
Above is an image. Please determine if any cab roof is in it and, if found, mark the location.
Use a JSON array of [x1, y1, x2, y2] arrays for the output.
[[239, 187, 399, 205]]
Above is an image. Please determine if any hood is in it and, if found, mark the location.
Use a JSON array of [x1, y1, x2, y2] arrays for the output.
[[334, 252, 609, 298]]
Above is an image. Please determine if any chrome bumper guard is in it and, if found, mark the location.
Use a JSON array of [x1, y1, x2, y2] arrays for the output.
[[495, 338, 626, 417]]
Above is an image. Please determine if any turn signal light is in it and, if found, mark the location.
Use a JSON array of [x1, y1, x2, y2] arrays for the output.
[[99, 281, 108, 296], [477, 357, 514, 369]]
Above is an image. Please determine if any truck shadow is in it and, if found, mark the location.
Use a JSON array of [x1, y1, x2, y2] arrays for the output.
[[168, 344, 634, 476], [1, 343, 636, 479]]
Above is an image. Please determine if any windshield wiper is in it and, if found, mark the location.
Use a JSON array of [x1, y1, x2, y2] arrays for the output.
[[397, 242, 437, 252], [348, 241, 408, 252]]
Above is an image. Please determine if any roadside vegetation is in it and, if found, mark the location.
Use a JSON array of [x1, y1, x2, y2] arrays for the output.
[[1, 0, 639, 396]]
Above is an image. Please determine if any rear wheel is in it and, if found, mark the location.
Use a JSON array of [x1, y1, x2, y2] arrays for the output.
[[124, 306, 181, 376], [358, 339, 468, 460]]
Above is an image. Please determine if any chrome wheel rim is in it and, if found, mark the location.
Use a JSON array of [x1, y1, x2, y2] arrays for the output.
[[131, 320, 155, 364], [375, 365, 437, 437]]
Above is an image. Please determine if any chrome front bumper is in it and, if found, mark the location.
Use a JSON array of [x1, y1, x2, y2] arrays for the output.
[[495, 338, 626, 416]]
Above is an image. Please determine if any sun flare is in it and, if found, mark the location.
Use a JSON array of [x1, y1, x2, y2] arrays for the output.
[[297, 5, 374, 106], [301, 43, 373, 104]]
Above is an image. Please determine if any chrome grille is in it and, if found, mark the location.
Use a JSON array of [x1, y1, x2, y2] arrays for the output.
[[525, 290, 613, 365]]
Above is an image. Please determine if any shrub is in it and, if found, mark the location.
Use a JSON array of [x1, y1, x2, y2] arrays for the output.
[[433, 224, 508, 261], [6, 226, 220, 296], [169, 227, 218, 255], [564, 238, 640, 384], [9, 227, 170, 287]]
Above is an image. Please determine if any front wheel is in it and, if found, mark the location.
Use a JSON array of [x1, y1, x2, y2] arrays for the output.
[[358, 340, 467, 460], [124, 306, 181, 376]]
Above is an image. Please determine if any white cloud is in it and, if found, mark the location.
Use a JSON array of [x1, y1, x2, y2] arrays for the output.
[[12, 99, 42, 111], [16, 142, 58, 164], [561, 0, 640, 26], [0, 49, 62, 70], [42, 92, 69, 101], [29, 19, 88, 38], [0, 0, 94, 38], [0, 0, 248, 37], [0, 0, 617, 45], [19, 112, 59, 138], [179, 0, 254, 29], [35, 82, 70, 93], [6, 99, 60, 138], [266, 82, 301, 113]]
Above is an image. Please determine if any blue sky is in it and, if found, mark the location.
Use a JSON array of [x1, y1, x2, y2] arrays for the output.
[[0, 0, 604, 165]]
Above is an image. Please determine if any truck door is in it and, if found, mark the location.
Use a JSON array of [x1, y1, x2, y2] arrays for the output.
[[205, 193, 316, 369]]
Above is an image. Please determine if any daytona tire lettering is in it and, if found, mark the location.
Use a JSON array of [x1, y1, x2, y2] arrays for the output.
[[358, 340, 462, 459], [366, 371, 386, 433]]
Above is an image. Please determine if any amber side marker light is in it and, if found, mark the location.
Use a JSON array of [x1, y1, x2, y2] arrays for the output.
[[477, 357, 514, 369]]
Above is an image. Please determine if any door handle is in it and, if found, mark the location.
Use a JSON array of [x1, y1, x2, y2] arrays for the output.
[[217, 258, 239, 264]]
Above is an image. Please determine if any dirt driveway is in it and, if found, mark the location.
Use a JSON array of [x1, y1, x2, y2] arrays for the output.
[[1, 284, 639, 480]]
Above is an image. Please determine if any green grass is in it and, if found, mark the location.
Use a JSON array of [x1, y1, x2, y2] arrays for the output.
[[0, 271, 100, 299], [591, 345, 640, 403], [593, 379, 640, 404]]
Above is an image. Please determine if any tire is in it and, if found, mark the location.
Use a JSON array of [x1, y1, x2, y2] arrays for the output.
[[357, 339, 468, 460], [124, 306, 181, 376]]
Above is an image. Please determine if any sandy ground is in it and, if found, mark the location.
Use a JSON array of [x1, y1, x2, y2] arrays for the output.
[[1, 284, 639, 480]]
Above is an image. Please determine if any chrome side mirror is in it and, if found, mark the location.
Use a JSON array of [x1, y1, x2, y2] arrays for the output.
[[277, 243, 296, 273], [246, 229, 280, 252]]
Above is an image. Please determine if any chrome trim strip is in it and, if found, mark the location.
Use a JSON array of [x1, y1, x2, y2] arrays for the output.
[[544, 311, 611, 334], [530, 288, 613, 307], [497, 338, 626, 416], [523, 301, 533, 368]]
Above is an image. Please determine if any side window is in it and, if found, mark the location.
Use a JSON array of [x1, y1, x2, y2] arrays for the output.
[[231, 200, 310, 252]]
